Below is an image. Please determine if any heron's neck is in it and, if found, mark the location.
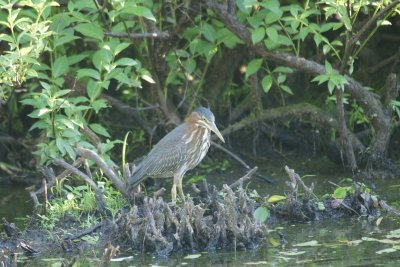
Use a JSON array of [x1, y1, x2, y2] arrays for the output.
[[184, 124, 210, 145]]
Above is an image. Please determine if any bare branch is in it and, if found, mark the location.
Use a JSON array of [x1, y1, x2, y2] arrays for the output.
[[229, 166, 258, 189], [76, 147, 129, 197]]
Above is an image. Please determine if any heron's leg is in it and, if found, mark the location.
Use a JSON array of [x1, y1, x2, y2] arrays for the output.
[[172, 173, 181, 203], [171, 184, 177, 203], [177, 175, 185, 201]]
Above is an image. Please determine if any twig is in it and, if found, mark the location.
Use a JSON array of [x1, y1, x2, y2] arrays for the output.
[[153, 187, 166, 199], [64, 222, 102, 240], [52, 158, 108, 213], [211, 141, 249, 168], [379, 200, 400, 217], [80, 125, 101, 148], [229, 166, 258, 189], [101, 93, 155, 136], [221, 103, 365, 153], [27, 159, 84, 209], [104, 31, 169, 39], [211, 141, 274, 184], [284, 166, 314, 199], [76, 147, 129, 197], [52, 158, 98, 190], [349, 0, 400, 47]]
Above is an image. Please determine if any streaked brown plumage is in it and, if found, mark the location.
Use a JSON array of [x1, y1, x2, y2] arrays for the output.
[[129, 107, 224, 202]]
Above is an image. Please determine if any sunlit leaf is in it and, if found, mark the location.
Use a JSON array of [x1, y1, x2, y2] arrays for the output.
[[268, 195, 287, 203], [141, 74, 155, 84], [333, 187, 347, 199]]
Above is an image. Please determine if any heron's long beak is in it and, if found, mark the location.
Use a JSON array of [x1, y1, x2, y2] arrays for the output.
[[208, 121, 225, 143]]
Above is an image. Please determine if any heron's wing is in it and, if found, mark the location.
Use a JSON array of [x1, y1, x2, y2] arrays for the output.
[[128, 124, 188, 186]]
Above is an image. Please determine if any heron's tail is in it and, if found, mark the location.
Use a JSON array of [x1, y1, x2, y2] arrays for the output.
[[128, 165, 147, 188]]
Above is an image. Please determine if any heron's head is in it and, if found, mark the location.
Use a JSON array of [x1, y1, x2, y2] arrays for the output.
[[189, 107, 225, 143]]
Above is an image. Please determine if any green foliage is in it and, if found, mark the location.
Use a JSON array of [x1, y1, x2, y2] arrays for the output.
[[0, 0, 158, 165], [39, 178, 126, 230], [1, 0, 396, 166], [312, 61, 348, 94], [0, 0, 55, 92], [332, 181, 371, 199]]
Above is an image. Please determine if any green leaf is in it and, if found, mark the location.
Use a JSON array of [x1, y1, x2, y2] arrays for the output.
[[266, 27, 278, 43], [141, 73, 155, 84], [261, 75, 273, 93], [277, 74, 286, 84], [77, 69, 100, 80], [280, 85, 293, 95], [56, 137, 66, 155], [115, 57, 138, 66], [87, 79, 102, 100], [91, 99, 108, 113], [121, 6, 156, 22], [261, 0, 280, 14], [89, 123, 110, 138], [265, 10, 283, 24], [245, 58, 263, 79], [54, 89, 71, 98], [93, 49, 112, 70], [254, 206, 270, 223], [182, 58, 196, 74], [324, 60, 333, 72], [202, 23, 217, 43], [267, 195, 287, 203], [75, 23, 104, 40], [273, 66, 293, 73], [114, 42, 131, 56], [333, 187, 347, 199], [54, 35, 80, 48], [313, 34, 322, 47], [251, 27, 265, 44], [52, 56, 69, 78], [68, 54, 88, 65]]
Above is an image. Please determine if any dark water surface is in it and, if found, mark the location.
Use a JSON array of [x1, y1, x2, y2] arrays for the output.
[[1, 156, 400, 266], [0, 183, 32, 227]]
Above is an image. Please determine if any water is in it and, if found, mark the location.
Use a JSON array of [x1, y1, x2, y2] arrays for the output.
[[2, 157, 400, 266], [0, 183, 32, 227]]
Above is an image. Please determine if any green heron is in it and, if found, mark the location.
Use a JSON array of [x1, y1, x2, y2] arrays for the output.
[[129, 107, 225, 202]]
